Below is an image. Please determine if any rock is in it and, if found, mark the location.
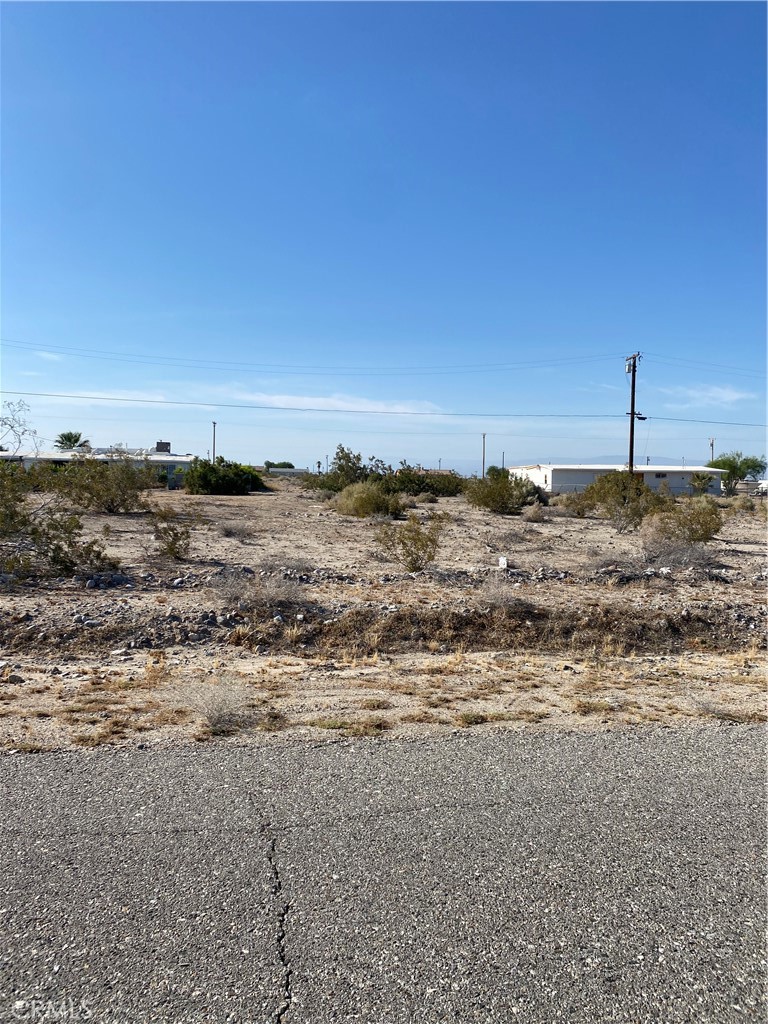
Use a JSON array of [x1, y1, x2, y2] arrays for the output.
[[83, 619, 101, 628], [85, 579, 97, 590], [273, 615, 284, 625], [6, 674, 24, 685]]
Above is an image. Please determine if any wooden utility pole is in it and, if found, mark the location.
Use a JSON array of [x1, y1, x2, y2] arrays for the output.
[[625, 353, 644, 474], [212, 421, 217, 462], [481, 433, 486, 477]]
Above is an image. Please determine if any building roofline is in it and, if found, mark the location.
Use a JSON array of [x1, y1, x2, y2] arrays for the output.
[[508, 464, 724, 474]]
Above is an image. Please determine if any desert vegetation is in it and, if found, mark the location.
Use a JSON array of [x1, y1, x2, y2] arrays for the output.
[[0, 442, 764, 750]]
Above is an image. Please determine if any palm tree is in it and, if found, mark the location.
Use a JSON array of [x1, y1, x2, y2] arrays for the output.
[[690, 472, 714, 495], [54, 430, 90, 451]]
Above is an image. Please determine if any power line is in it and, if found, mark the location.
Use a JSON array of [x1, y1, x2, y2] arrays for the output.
[[643, 351, 765, 378], [4, 336, 763, 379], [3, 390, 765, 428], [24, 415, 755, 444], [0, 390, 622, 418], [0, 337, 623, 378]]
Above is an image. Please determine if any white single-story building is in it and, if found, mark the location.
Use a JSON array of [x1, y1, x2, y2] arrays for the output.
[[0, 441, 198, 487], [509, 464, 725, 496]]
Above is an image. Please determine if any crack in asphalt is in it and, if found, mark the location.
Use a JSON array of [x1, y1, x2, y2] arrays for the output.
[[263, 823, 293, 1024], [248, 792, 294, 1024]]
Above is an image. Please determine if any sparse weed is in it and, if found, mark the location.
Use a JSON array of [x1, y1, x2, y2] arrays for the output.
[[572, 698, 614, 715], [360, 697, 393, 710], [257, 709, 289, 731], [310, 717, 348, 730], [521, 501, 547, 523], [219, 522, 254, 541], [375, 512, 449, 572], [456, 710, 488, 726], [513, 708, 548, 722], [345, 715, 392, 737], [152, 507, 193, 560]]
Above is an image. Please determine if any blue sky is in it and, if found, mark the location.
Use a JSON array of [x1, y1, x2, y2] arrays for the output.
[[1, 1, 765, 472]]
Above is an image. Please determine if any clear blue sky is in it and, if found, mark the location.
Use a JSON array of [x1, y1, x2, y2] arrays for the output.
[[2, 1, 765, 472]]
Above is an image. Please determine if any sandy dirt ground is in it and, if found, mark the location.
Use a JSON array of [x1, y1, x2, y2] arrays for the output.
[[1, 479, 765, 750]]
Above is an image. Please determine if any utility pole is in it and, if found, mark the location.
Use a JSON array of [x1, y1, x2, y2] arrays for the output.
[[212, 421, 217, 462], [481, 433, 486, 477], [625, 353, 645, 474], [438, 458, 442, 470], [502, 451, 505, 469], [709, 437, 715, 462]]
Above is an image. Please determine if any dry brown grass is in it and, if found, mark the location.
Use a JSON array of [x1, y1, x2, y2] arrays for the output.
[[359, 697, 394, 711], [346, 716, 392, 737]]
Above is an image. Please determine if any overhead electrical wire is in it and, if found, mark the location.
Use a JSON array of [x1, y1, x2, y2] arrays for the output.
[[2, 390, 764, 428], [2, 336, 762, 379], [0, 337, 623, 378]]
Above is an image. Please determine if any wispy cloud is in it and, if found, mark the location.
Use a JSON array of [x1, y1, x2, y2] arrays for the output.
[[575, 382, 622, 393], [656, 385, 757, 410], [35, 351, 63, 362], [223, 389, 443, 416]]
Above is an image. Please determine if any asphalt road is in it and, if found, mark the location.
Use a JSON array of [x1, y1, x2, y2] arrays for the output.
[[1, 725, 765, 1024]]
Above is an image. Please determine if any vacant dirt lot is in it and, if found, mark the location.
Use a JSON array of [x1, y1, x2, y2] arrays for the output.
[[1, 480, 765, 750]]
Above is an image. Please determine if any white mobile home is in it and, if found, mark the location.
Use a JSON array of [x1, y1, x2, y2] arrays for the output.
[[0, 442, 197, 487], [510, 464, 724, 496]]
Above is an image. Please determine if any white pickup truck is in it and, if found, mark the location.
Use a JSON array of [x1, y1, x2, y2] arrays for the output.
[[749, 480, 768, 497]]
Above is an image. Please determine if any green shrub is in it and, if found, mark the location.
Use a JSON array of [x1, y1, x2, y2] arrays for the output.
[[333, 482, 404, 518], [184, 457, 263, 496], [152, 507, 193, 560], [379, 464, 464, 497], [32, 513, 118, 574], [465, 474, 545, 516], [375, 512, 449, 571], [304, 448, 463, 497], [305, 445, 390, 493], [578, 471, 670, 533], [0, 462, 117, 576], [59, 455, 155, 514], [731, 495, 755, 513], [645, 496, 723, 544]]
